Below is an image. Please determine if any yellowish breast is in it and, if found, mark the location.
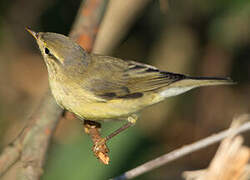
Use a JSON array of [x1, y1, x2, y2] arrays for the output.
[[49, 78, 159, 121]]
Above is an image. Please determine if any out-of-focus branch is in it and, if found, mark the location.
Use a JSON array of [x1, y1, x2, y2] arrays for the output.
[[16, 93, 62, 180], [112, 114, 250, 180], [70, 0, 107, 52], [93, 0, 151, 54], [183, 136, 250, 180], [183, 117, 250, 180], [159, 0, 169, 14], [0, 137, 22, 177], [0, 93, 61, 179], [0, 0, 107, 179]]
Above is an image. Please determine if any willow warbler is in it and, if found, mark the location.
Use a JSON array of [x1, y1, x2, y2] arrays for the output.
[[26, 28, 234, 141]]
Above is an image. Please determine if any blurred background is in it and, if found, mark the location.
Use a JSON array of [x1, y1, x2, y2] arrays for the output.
[[0, 0, 249, 179]]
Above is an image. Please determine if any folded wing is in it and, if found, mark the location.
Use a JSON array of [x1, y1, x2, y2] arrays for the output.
[[83, 55, 186, 101]]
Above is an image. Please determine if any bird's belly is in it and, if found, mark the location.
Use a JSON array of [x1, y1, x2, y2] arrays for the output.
[[49, 81, 146, 121], [49, 80, 160, 121], [68, 99, 142, 121], [72, 93, 160, 120]]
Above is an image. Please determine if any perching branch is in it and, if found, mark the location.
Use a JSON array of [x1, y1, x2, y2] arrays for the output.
[[0, 0, 107, 179], [112, 114, 250, 180]]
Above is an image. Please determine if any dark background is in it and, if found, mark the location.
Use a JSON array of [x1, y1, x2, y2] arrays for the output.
[[0, 0, 249, 179]]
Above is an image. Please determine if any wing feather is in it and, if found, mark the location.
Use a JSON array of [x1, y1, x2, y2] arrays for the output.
[[83, 55, 185, 100]]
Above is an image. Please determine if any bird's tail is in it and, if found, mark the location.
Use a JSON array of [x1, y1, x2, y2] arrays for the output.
[[175, 76, 235, 88], [158, 76, 235, 99]]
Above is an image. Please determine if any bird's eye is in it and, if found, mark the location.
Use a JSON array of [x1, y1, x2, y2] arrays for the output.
[[45, 48, 50, 55]]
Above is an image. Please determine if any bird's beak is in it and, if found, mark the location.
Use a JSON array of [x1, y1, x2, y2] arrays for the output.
[[26, 27, 39, 40]]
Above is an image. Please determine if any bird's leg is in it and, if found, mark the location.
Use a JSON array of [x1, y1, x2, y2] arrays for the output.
[[105, 114, 138, 141], [83, 115, 137, 164], [92, 114, 138, 162]]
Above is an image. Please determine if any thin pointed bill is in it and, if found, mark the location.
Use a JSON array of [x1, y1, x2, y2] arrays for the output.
[[26, 27, 38, 40]]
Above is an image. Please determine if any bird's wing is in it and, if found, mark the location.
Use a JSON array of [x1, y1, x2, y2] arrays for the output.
[[83, 55, 186, 100]]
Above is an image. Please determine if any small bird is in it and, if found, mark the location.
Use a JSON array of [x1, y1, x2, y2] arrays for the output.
[[26, 28, 234, 161]]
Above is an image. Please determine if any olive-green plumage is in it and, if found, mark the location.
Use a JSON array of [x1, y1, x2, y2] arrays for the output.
[[27, 28, 234, 122]]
